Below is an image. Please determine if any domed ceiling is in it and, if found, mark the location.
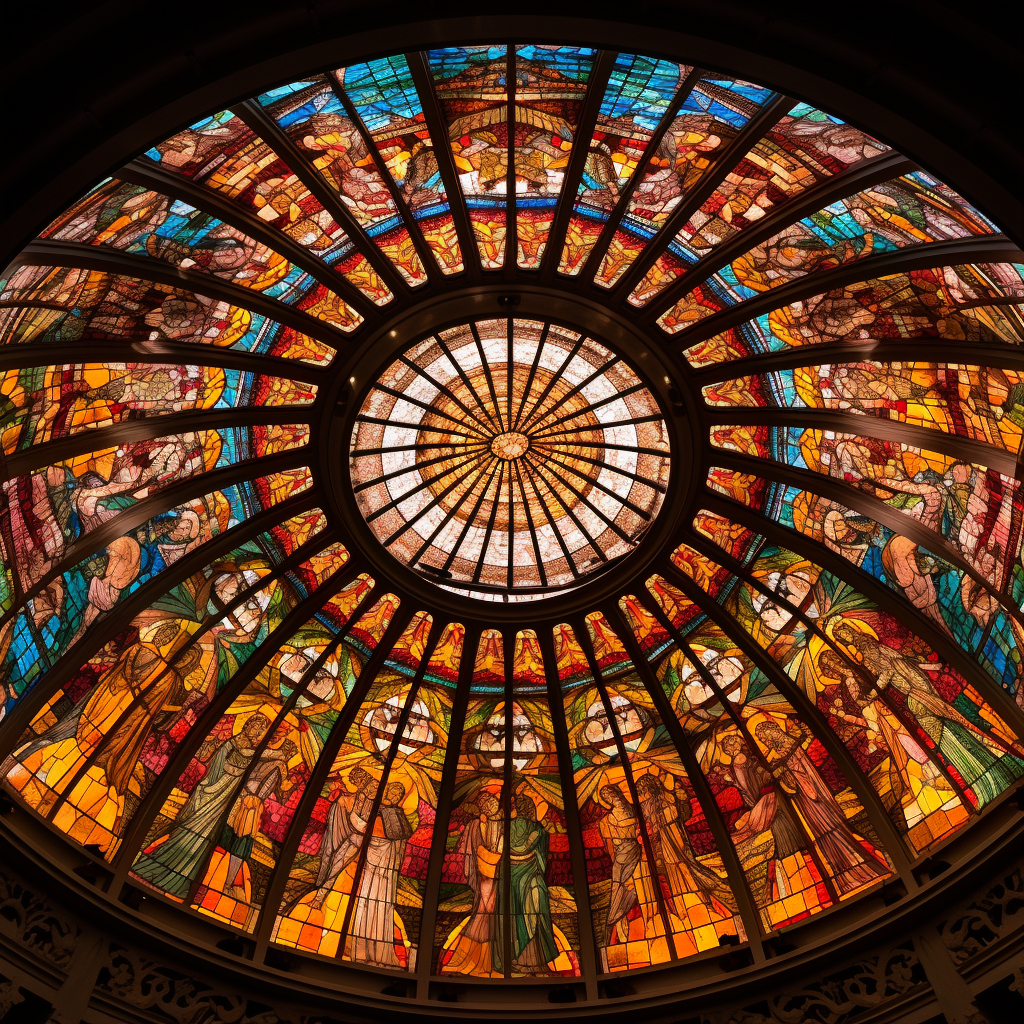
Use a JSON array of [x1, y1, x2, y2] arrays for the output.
[[0, 43, 1022, 997]]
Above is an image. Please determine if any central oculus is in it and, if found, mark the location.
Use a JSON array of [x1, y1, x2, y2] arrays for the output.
[[490, 431, 530, 460], [350, 317, 671, 602]]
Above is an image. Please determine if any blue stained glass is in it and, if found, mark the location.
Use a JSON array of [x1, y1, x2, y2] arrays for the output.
[[515, 45, 596, 79], [0, 472, 310, 704], [680, 78, 775, 128], [427, 45, 507, 81], [343, 55, 423, 129], [600, 53, 684, 130], [256, 80, 347, 128]]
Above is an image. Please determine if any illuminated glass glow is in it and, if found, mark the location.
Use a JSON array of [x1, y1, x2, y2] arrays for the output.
[[0, 42, 1021, 990], [351, 319, 670, 600]]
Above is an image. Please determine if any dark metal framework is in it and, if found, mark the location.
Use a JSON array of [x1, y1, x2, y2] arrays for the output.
[[0, 34, 1022, 1018]]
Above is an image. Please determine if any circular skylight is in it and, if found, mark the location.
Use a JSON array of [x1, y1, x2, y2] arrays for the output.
[[350, 318, 670, 601]]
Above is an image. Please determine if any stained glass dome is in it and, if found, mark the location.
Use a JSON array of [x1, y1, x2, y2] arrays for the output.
[[0, 41, 1022, 1007], [350, 317, 671, 601]]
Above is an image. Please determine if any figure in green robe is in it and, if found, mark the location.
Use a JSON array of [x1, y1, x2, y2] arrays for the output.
[[497, 793, 558, 974]]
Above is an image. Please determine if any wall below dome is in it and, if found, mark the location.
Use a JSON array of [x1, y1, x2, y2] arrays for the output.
[[0, 805, 1021, 1023]]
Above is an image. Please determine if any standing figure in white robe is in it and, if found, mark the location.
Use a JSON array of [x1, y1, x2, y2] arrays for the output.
[[345, 782, 413, 966]]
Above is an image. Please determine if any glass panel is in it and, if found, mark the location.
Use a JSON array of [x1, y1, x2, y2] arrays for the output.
[[596, 75, 775, 291], [677, 261, 1024, 361], [144, 110, 390, 306], [267, 593, 405, 955], [559, 54, 690, 276], [0, 361, 314, 456], [709, 467, 1024, 697], [0, 265, 337, 366], [428, 46, 509, 270], [1, 470, 312, 706], [256, 78, 426, 288], [638, 104, 890, 306], [337, 56, 463, 276], [513, 46, 597, 269], [43, 180, 362, 332]]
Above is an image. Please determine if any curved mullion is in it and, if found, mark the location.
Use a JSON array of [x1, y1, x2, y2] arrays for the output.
[[438, 459, 504, 575], [506, 450, 515, 592], [511, 457, 548, 589], [434, 335, 503, 434], [526, 380, 646, 437], [46, 528, 345, 833], [503, 42, 518, 280], [524, 451, 634, 546], [350, 441, 490, 458], [648, 236, 1023, 339], [221, 599, 413, 952], [119, 159, 375, 321], [510, 322, 550, 433], [406, 52, 479, 285], [712, 447, 1024, 630], [34, 538, 348, 834], [703, 406, 1020, 479], [333, 614, 448, 957], [523, 455, 609, 564], [537, 439, 672, 459], [537, 50, 619, 283], [660, 559, 916, 885], [528, 447, 652, 524], [514, 336, 586, 434], [516, 344, 602, 432], [519, 357, 618, 434], [326, 73, 443, 288], [641, 150, 916, 316], [633, 587, 844, 907], [572, 614, 680, 960], [533, 441, 668, 493], [519, 458, 582, 580], [380, 452, 491, 543], [532, 412, 666, 441], [469, 320, 506, 433], [245, 591, 413, 959], [505, 315, 514, 433], [611, 92, 795, 302], [397, 354, 496, 437], [536, 626, 600, 991], [16, 239, 354, 352], [353, 414, 483, 441], [408, 457, 498, 569], [414, 623, 479, 993], [0, 339, 325, 385], [232, 99, 409, 301], [541, 445, 659, 516], [602, 601, 768, 961], [692, 336, 1024, 383], [364, 445, 483, 511], [372, 382, 489, 437], [679, 526, 985, 811], [3, 406, 310, 479], [701, 488, 1024, 732], [579, 66, 705, 283], [352, 444, 488, 495], [369, 450, 489, 527], [470, 460, 506, 585], [0, 448, 307, 636], [172, 565, 380, 912], [0, 490, 319, 759]]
